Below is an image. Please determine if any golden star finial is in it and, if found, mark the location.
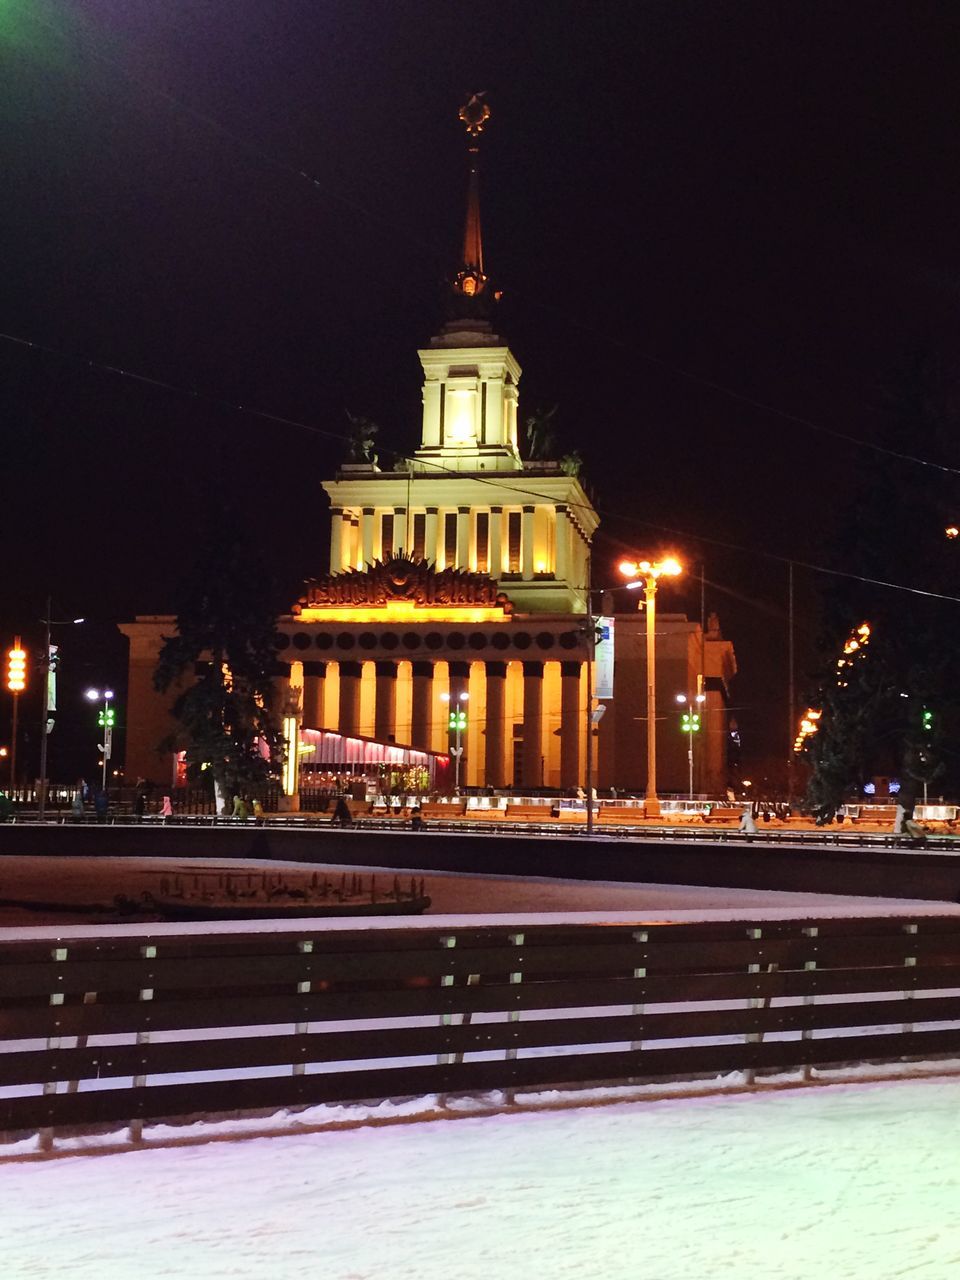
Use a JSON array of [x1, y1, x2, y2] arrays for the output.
[[459, 92, 490, 139]]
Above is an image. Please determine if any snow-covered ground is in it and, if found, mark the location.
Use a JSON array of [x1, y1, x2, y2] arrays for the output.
[[3, 1075, 960, 1279], [3, 853, 959, 928]]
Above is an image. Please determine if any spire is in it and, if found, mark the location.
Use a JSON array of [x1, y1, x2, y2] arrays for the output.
[[433, 94, 500, 347], [459, 93, 489, 287]]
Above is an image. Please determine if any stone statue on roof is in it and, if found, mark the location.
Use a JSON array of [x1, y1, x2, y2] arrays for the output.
[[344, 411, 379, 466]]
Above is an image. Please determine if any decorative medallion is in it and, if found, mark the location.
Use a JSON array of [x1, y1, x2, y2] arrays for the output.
[[295, 558, 514, 615]]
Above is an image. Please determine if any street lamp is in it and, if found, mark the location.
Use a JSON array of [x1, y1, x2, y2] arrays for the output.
[[5, 638, 26, 791], [675, 691, 706, 801], [38, 599, 85, 820], [619, 556, 683, 817], [441, 690, 468, 794], [85, 688, 115, 792]]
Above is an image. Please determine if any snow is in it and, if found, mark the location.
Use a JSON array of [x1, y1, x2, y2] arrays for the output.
[[3, 1075, 960, 1279]]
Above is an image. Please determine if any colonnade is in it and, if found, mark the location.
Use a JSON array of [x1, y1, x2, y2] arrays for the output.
[[328, 503, 573, 579], [279, 657, 587, 790]]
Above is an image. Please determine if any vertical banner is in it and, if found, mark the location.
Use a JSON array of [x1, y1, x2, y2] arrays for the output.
[[46, 643, 58, 735], [594, 616, 615, 700]]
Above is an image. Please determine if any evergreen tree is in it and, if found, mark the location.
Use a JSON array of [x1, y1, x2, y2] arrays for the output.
[[807, 342, 960, 807], [154, 506, 285, 809]]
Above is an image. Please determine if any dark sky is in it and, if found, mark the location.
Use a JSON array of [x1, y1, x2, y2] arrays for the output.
[[3, 0, 960, 780]]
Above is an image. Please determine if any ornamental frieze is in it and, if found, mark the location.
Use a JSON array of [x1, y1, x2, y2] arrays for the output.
[[295, 557, 514, 614]]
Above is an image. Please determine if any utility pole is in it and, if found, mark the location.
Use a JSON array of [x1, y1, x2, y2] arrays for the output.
[[585, 547, 595, 836], [38, 597, 52, 820], [787, 562, 795, 806]]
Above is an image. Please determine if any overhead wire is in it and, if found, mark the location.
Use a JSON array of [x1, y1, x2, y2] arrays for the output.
[[5, 327, 960, 607], [20, 0, 960, 484]]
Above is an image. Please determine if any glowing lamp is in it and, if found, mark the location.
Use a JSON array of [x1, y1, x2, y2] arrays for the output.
[[6, 646, 26, 693]]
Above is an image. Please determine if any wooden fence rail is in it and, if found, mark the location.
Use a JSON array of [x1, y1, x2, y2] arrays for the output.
[[2, 914, 960, 1141]]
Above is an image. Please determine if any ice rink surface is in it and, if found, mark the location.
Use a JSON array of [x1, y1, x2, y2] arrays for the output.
[[3, 1075, 960, 1280]]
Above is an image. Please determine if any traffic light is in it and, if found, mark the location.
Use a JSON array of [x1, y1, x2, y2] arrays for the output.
[[6, 640, 26, 693], [97, 706, 116, 729], [922, 708, 933, 733], [448, 708, 467, 732], [681, 711, 701, 733]]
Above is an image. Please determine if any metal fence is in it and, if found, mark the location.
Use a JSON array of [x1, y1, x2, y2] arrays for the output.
[[2, 914, 959, 1146]]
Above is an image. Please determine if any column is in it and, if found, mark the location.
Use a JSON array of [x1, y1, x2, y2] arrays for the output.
[[410, 661, 434, 750], [554, 505, 569, 583], [349, 516, 360, 569], [560, 660, 581, 788], [484, 660, 507, 788], [425, 507, 439, 566], [456, 506, 470, 569], [489, 506, 503, 578], [374, 661, 398, 743], [361, 508, 375, 567], [394, 508, 407, 557], [329, 510, 344, 573], [275, 670, 302, 812], [302, 662, 326, 728], [521, 660, 544, 789], [521, 506, 536, 580], [338, 661, 363, 738], [448, 661, 470, 781]]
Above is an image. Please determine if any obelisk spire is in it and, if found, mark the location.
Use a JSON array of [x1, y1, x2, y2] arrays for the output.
[[454, 93, 491, 299], [459, 93, 489, 283]]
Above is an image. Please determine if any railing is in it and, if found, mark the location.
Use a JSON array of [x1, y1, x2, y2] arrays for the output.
[[2, 914, 959, 1145], [4, 807, 958, 849]]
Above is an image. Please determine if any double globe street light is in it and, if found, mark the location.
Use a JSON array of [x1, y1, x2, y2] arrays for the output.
[[440, 689, 468, 795], [83, 686, 115, 793], [619, 556, 683, 817]]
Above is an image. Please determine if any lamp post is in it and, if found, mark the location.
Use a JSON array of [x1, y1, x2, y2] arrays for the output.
[[619, 556, 682, 818], [38, 599, 85, 820], [441, 690, 468, 794], [675, 691, 706, 801], [6, 637, 26, 791], [85, 688, 115, 792]]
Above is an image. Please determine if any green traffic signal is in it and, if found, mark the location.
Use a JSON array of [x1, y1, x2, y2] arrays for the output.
[[448, 710, 467, 731], [922, 708, 933, 732], [681, 712, 701, 733], [97, 708, 116, 728]]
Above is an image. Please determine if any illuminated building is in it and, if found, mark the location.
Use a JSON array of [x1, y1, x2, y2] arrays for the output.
[[120, 98, 736, 803]]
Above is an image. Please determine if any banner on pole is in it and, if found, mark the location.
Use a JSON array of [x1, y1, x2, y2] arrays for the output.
[[47, 644, 58, 713], [595, 616, 615, 700]]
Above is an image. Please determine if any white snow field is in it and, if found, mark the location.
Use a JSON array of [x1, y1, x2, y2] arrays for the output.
[[3, 1076, 960, 1280]]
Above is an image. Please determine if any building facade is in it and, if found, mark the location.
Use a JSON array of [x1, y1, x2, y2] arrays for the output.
[[119, 99, 736, 803]]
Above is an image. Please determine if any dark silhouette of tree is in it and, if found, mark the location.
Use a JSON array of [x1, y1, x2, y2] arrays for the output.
[[807, 342, 960, 810], [154, 504, 284, 810]]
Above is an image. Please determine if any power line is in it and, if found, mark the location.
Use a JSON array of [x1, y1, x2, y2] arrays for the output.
[[5, 326, 960, 607], [21, 1, 960, 484]]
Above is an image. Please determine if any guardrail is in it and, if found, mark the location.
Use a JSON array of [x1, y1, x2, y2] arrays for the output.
[[3, 810, 955, 850], [3, 914, 960, 1146]]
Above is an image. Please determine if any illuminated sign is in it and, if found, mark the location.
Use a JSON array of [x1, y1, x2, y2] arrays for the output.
[[296, 557, 513, 615]]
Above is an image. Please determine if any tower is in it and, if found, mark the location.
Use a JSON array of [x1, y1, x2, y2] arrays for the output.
[[322, 95, 599, 615]]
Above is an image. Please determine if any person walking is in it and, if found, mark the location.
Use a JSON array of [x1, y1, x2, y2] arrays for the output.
[[161, 795, 174, 820]]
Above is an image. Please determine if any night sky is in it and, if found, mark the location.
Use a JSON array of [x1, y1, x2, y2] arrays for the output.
[[3, 0, 960, 783]]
